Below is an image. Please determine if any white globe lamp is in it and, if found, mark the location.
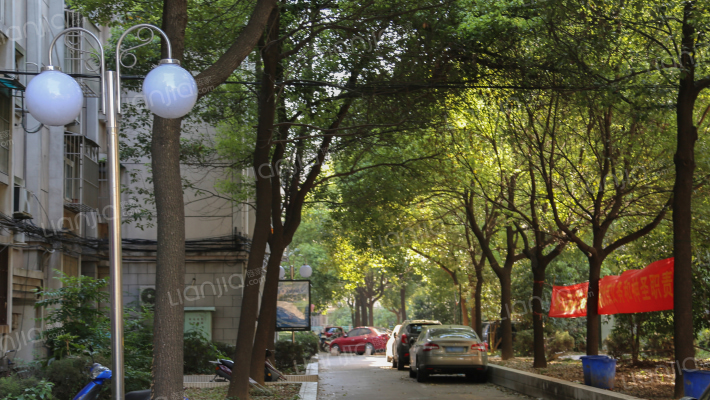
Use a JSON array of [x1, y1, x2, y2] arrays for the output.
[[279, 266, 286, 280], [299, 264, 312, 278], [26, 68, 84, 126], [142, 61, 197, 119]]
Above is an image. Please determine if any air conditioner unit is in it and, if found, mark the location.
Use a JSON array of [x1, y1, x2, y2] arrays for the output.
[[13, 187, 32, 220], [138, 286, 156, 307]]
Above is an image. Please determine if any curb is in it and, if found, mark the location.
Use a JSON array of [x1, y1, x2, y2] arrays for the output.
[[488, 364, 643, 400], [298, 362, 318, 400]]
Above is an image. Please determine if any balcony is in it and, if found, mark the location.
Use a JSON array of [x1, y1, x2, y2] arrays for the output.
[[64, 133, 99, 214]]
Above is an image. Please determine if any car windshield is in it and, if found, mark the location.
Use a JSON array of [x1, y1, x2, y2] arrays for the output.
[[428, 328, 479, 340], [373, 328, 388, 335], [327, 328, 339, 333], [409, 324, 437, 334]]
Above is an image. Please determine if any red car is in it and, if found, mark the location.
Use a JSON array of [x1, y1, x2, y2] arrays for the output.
[[323, 326, 345, 338], [330, 327, 389, 355]]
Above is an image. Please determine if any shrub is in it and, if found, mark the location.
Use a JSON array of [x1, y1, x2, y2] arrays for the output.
[[123, 306, 154, 393], [42, 356, 92, 399], [183, 330, 227, 375], [604, 329, 631, 359], [0, 375, 40, 398], [294, 332, 319, 359], [274, 340, 305, 369], [214, 342, 236, 358], [547, 331, 575, 358], [34, 273, 110, 359], [1, 378, 53, 400], [513, 329, 534, 357], [646, 333, 673, 357]]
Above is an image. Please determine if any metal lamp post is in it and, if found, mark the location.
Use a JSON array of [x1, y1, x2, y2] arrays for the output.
[[25, 25, 197, 400]]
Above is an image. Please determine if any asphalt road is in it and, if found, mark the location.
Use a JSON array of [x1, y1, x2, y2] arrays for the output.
[[317, 353, 533, 400]]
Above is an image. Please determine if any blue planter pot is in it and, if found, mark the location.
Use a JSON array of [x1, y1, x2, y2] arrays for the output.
[[683, 370, 710, 399], [580, 355, 616, 389]]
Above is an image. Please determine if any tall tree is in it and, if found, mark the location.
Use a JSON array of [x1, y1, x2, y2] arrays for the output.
[[671, 3, 710, 395], [225, 8, 279, 399], [520, 93, 673, 355], [73, 0, 278, 397], [464, 188, 524, 360]]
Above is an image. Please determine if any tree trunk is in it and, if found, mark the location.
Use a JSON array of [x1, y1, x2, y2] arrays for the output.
[[151, 1, 188, 398], [460, 291, 470, 327], [586, 256, 603, 355], [673, 8, 699, 393], [359, 292, 368, 326], [354, 293, 361, 327], [474, 269, 483, 336], [150, 116, 186, 399], [400, 286, 407, 321], [226, 10, 278, 399], [350, 301, 356, 327], [368, 302, 374, 326], [249, 239, 285, 383], [532, 268, 547, 368], [632, 315, 642, 365], [499, 273, 514, 360]]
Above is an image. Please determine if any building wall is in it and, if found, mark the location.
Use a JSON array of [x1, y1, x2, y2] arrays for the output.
[[0, 0, 254, 364], [1, 1, 119, 363]]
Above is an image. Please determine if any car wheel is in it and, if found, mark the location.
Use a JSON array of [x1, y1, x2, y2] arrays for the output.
[[365, 343, 374, 356], [331, 345, 340, 356], [409, 363, 417, 378], [465, 372, 476, 382], [416, 363, 428, 382], [397, 352, 405, 370]]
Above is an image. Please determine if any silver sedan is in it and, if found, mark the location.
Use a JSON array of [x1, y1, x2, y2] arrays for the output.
[[408, 324, 488, 383]]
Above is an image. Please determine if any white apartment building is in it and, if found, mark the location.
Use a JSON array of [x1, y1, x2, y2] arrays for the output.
[[0, 1, 253, 364]]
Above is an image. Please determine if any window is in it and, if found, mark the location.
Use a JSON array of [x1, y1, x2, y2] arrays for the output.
[[428, 328, 479, 340], [408, 324, 437, 334], [64, 158, 75, 200], [0, 88, 10, 175]]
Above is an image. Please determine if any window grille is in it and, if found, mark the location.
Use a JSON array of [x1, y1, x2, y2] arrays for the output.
[[0, 88, 10, 175]]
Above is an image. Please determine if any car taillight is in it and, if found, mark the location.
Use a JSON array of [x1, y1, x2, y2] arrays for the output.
[[401, 333, 408, 344], [471, 343, 487, 352], [422, 343, 440, 352]]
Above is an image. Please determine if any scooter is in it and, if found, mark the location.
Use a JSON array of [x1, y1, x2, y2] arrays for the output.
[[210, 356, 284, 383], [73, 348, 189, 400], [208, 350, 284, 393]]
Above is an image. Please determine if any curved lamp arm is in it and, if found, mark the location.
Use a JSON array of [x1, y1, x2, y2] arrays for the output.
[[47, 27, 105, 113], [115, 24, 172, 114]]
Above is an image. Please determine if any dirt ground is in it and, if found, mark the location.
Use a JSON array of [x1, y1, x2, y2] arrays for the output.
[[489, 356, 687, 400], [185, 384, 301, 400]]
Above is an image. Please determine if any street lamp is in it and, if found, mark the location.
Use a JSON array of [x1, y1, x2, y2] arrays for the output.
[[299, 263, 312, 278], [25, 25, 197, 400]]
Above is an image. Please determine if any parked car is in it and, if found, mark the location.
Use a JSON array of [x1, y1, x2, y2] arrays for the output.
[[323, 326, 345, 338], [386, 324, 402, 363], [408, 324, 488, 383], [330, 327, 389, 355], [393, 319, 442, 370]]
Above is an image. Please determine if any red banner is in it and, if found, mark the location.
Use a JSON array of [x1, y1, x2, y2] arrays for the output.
[[549, 282, 588, 318], [598, 258, 674, 315], [549, 258, 674, 318]]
